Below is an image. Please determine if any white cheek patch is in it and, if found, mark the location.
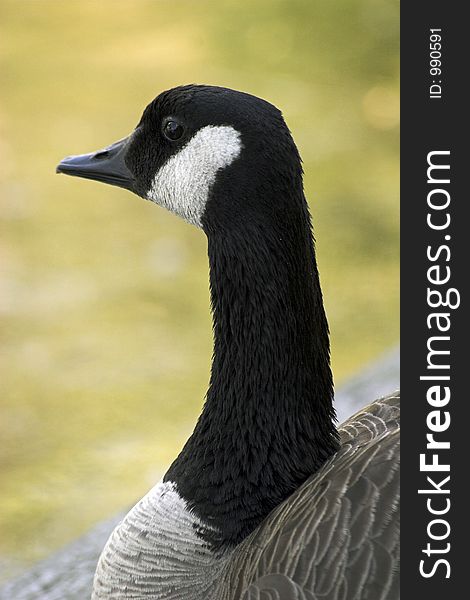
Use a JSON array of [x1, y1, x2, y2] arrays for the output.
[[146, 125, 242, 227]]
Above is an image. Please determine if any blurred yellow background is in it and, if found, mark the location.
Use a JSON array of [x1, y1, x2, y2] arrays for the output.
[[0, 0, 399, 571]]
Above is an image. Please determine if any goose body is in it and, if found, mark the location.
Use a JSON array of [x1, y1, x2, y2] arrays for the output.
[[57, 85, 400, 600]]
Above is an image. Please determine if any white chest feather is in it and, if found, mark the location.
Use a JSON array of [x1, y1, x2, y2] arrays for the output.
[[92, 481, 231, 599], [146, 125, 242, 227]]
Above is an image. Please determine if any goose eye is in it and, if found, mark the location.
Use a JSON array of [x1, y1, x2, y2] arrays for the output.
[[163, 120, 184, 141]]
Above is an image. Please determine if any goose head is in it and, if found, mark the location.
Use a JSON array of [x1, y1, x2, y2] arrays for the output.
[[57, 84, 303, 233]]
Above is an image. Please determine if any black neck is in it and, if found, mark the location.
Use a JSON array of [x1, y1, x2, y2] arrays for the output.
[[165, 198, 338, 547]]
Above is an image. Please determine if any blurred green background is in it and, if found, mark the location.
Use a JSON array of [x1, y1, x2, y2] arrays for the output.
[[0, 0, 399, 574]]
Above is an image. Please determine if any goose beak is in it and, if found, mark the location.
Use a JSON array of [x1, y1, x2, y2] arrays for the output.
[[56, 135, 135, 192]]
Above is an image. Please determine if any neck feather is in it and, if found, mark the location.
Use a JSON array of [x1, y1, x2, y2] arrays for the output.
[[165, 197, 338, 547]]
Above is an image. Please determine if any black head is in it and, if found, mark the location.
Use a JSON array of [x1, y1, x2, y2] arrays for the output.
[[57, 85, 304, 233]]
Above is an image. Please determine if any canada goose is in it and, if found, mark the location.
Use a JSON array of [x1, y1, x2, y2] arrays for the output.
[[57, 85, 400, 600]]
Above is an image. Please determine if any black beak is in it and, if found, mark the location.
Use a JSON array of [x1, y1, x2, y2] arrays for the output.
[[56, 135, 135, 192]]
